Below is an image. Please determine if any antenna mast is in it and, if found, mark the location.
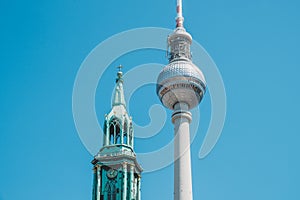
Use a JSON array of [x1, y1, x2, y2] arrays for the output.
[[176, 0, 184, 28]]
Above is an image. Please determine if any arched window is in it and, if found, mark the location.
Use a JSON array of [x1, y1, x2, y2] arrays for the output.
[[109, 124, 114, 144], [105, 182, 111, 200], [105, 180, 117, 200], [109, 118, 121, 145], [123, 121, 128, 145], [111, 182, 117, 200]]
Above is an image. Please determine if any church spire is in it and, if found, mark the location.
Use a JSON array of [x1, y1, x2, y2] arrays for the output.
[[102, 66, 133, 148], [112, 65, 126, 107], [92, 66, 142, 200]]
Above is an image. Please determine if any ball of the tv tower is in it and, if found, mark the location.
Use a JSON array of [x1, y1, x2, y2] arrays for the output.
[[156, 30, 206, 110]]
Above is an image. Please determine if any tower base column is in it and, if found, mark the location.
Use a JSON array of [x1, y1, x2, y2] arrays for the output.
[[172, 102, 193, 200]]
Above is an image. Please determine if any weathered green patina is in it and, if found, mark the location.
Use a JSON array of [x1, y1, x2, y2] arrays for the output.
[[92, 68, 142, 200]]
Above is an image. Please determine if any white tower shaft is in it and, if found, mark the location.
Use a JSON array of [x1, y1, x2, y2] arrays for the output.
[[172, 103, 193, 200]]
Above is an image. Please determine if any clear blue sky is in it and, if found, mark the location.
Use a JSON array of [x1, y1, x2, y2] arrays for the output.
[[0, 0, 298, 199]]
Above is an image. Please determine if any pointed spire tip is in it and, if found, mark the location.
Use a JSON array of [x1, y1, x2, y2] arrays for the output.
[[117, 65, 123, 72], [112, 65, 126, 107], [116, 65, 123, 82]]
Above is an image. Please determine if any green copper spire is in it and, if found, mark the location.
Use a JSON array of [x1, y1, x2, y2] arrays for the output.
[[91, 66, 142, 200], [112, 65, 126, 107], [102, 66, 134, 148]]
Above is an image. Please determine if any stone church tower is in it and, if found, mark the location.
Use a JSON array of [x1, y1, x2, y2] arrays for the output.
[[92, 68, 142, 200]]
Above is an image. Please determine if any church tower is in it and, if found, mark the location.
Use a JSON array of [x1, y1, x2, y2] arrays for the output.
[[92, 67, 142, 200]]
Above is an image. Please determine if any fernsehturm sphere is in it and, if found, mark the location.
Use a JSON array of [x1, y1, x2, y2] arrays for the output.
[[156, 0, 206, 199]]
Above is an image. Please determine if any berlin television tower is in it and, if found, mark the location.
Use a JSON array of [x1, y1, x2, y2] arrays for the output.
[[156, 0, 206, 199]]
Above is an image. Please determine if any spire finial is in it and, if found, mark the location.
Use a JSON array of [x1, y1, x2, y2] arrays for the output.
[[113, 65, 126, 107], [176, 0, 184, 28], [117, 65, 123, 72], [116, 65, 123, 82]]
